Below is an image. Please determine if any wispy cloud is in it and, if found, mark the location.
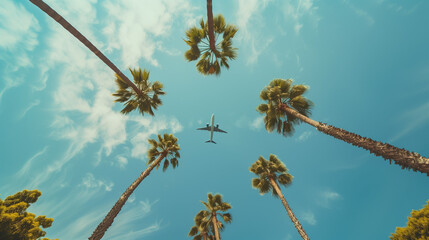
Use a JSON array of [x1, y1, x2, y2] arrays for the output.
[[80, 173, 114, 192], [296, 130, 312, 142], [390, 101, 429, 142], [0, 77, 24, 104], [0, 0, 40, 51], [128, 116, 183, 159], [282, 0, 320, 35], [102, 0, 196, 68], [301, 210, 317, 225], [16, 146, 48, 178], [18, 99, 40, 119], [59, 204, 112, 239], [236, 0, 274, 65], [317, 190, 342, 208], [343, 0, 374, 25], [376, 1, 421, 15], [0, 0, 40, 104], [249, 116, 264, 130], [103, 200, 161, 240], [115, 156, 128, 169]]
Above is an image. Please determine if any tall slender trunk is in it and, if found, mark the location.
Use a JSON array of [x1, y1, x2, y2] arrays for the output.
[[203, 233, 207, 240], [279, 104, 429, 176], [269, 177, 310, 240], [89, 154, 166, 240], [29, 0, 144, 97], [211, 213, 221, 240], [206, 0, 216, 51]]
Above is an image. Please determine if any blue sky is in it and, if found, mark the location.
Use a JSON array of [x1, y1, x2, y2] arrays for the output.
[[1, 0, 429, 239]]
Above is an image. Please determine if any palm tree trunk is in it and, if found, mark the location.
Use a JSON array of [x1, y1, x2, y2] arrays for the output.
[[211, 213, 221, 240], [269, 177, 310, 240], [29, 0, 144, 98], [279, 104, 429, 176], [206, 0, 216, 51], [89, 154, 166, 240]]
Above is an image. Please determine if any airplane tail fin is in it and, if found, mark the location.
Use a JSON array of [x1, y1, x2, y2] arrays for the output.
[[205, 140, 216, 144]]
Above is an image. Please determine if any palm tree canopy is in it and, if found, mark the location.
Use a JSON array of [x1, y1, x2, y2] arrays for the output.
[[147, 133, 180, 171], [184, 14, 238, 76], [112, 67, 165, 116], [257, 78, 313, 136], [188, 211, 215, 240], [250, 154, 293, 197], [189, 193, 232, 239]]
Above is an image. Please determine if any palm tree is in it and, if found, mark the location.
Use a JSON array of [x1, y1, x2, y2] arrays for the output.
[[89, 133, 180, 240], [184, 0, 238, 76], [29, 0, 161, 115], [250, 154, 310, 240], [112, 68, 165, 115], [191, 193, 232, 240], [188, 211, 215, 240], [257, 78, 429, 176]]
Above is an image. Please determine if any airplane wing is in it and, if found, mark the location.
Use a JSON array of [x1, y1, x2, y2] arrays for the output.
[[214, 127, 227, 133], [197, 127, 211, 131]]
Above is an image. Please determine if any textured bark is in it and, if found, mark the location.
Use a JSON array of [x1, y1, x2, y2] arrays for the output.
[[29, 0, 144, 98], [206, 0, 216, 51], [269, 178, 310, 240], [279, 104, 429, 176], [211, 213, 221, 240], [89, 154, 166, 240]]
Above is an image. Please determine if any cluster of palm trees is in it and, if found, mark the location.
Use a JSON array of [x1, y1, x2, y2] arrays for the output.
[[28, 0, 429, 239]]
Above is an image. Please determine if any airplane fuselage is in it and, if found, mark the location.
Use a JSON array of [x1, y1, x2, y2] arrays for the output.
[[210, 114, 215, 141]]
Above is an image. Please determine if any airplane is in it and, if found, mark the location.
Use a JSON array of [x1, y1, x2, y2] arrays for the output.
[[197, 114, 227, 144]]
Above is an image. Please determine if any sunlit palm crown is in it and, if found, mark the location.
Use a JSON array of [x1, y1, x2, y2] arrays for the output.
[[188, 212, 215, 240], [147, 133, 180, 171], [184, 14, 238, 75], [191, 193, 232, 235], [112, 68, 165, 116], [257, 78, 313, 136], [250, 154, 293, 197]]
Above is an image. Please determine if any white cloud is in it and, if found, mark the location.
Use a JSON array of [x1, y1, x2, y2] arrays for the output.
[[102, 0, 196, 68], [18, 99, 40, 119], [0, 0, 40, 50], [129, 116, 183, 159], [59, 205, 111, 240], [301, 210, 317, 225], [16, 146, 48, 177], [128, 195, 136, 203], [249, 116, 264, 130], [116, 156, 128, 169], [390, 101, 429, 142], [0, 0, 40, 104], [296, 131, 312, 142], [236, 0, 274, 65], [0, 76, 24, 104], [317, 190, 342, 208], [103, 200, 161, 240], [283, 0, 320, 35], [81, 173, 114, 192]]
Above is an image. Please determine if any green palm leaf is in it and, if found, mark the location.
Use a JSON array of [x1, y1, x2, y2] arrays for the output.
[[258, 78, 313, 137], [184, 14, 238, 76], [249, 154, 293, 197], [113, 68, 165, 116]]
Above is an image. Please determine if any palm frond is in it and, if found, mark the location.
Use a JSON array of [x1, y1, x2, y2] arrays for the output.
[[278, 173, 293, 186], [184, 14, 238, 75]]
